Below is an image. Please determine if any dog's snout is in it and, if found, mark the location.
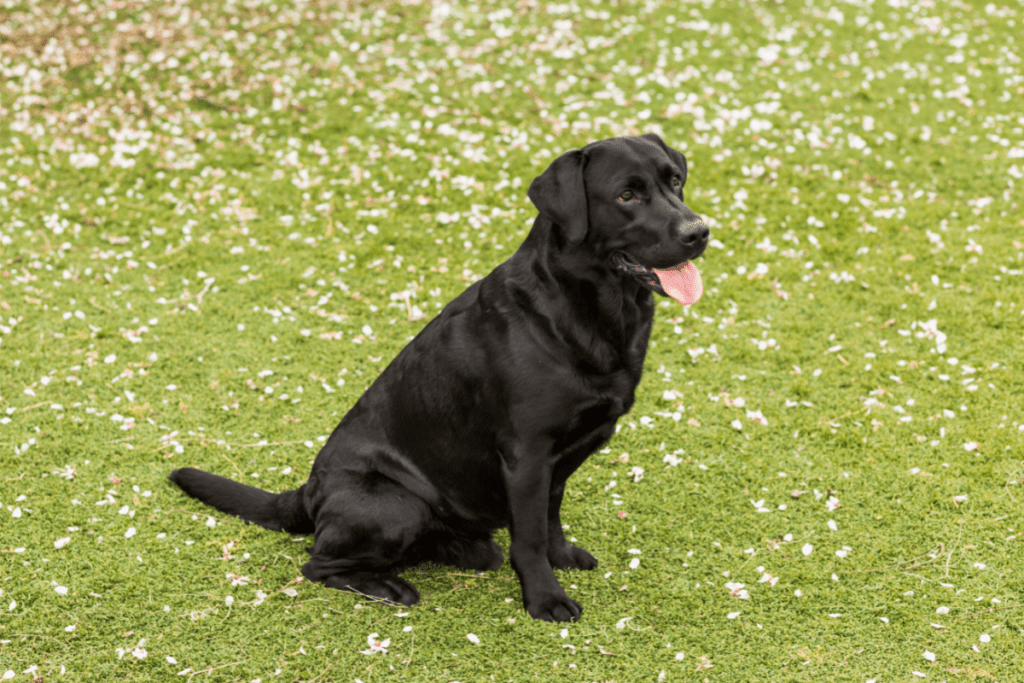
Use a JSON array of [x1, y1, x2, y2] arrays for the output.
[[678, 221, 709, 248]]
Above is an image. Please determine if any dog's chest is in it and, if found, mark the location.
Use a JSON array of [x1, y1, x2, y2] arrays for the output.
[[574, 303, 652, 381], [586, 361, 642, 413]]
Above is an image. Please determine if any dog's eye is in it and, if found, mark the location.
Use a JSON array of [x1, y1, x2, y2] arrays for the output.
[[619, 190, 634, 202], [672, 177, 682, 188]]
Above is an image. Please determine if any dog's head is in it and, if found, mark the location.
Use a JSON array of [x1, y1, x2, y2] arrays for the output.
[[528, 133, 709, 305]]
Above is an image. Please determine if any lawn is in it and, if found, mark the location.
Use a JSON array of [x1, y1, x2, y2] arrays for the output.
[[1, 0, 1023, 680]]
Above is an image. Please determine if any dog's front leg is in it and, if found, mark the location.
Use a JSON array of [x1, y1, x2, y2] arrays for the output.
[[544, 422, 614, 571], [503, 446, 583, 622], [546, 483, 598, 571]]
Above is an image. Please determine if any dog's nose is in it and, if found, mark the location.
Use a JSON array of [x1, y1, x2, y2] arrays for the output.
[[678, 221, 709, 248]]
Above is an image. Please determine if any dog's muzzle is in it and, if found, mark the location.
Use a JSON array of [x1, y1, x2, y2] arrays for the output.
[[611, 251, 704, 305], [611, 251, 669, 296]]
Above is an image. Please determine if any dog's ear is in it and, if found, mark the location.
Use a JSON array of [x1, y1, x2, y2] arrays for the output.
[[527, 149, 589, 245], [640, 132, 688, 187]]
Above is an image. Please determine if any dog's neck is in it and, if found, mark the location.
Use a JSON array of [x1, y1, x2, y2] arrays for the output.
[[506, 215, 654, 373]]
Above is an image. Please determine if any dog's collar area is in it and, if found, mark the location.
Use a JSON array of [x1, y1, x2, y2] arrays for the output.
[[611, 251, 669, 297]]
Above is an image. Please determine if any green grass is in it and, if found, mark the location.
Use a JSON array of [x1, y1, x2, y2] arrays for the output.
[[2, 0, 1024, 680]]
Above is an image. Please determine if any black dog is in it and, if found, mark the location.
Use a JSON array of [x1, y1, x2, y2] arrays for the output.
[[170, 133, 708, 622]]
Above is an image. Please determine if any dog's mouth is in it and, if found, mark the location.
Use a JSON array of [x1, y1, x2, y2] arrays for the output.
[[612, 252, 704, 306]]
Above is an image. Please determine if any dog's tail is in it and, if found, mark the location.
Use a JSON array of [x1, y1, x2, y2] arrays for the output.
[[169, 468, 314, 534]]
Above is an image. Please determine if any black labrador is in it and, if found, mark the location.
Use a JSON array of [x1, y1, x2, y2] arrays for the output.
[[170, 133, 709, 622]]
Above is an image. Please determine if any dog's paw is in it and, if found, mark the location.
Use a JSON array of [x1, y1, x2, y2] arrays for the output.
[[447, 537, 505, 571], [325, 572, 421, 606], [524, 591, 582, 622], [549, 543, 598, 571]]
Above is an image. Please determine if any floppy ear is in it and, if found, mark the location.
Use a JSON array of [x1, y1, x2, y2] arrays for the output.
[[527, 149, 589, 245], [640, 132, 688, 187]]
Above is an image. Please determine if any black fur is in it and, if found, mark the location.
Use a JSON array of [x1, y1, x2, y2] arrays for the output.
[[168, 468, 313, 534], [169, 134, 709, 622]]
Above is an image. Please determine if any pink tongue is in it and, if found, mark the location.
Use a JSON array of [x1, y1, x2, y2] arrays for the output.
[[653, 261, 703, 306]]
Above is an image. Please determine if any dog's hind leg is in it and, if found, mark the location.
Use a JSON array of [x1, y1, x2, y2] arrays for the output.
[[301, 473, 430, 606], [405, 530, 504, 571]]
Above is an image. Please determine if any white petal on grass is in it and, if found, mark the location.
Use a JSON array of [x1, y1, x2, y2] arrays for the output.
[[726, 611, 741, 619], [124, 527, 137, 539], [467, 633, 480, 644], [802, 543, 813, 556], [923, 650, 936, 662]]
